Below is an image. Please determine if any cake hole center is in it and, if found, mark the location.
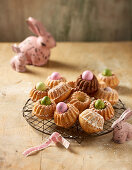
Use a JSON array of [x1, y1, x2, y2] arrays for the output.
[[77, 96, 85, 102]]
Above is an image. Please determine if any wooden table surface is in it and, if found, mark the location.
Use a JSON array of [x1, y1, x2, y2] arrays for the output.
[[0, 42, 132, 170]]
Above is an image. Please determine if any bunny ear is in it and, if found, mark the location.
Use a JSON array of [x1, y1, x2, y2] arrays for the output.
[[111, 109, 132, 128], [119, 108, 132, 121], [12, 44, 21, 53], [26, 17, 46, 36]]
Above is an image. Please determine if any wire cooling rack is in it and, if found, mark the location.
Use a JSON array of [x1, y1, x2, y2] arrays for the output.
[[23, 99, 126, 144]]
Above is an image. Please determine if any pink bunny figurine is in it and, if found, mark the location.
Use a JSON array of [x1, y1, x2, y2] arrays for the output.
[[18, 17, 56, 66], [11, 17, 56, 71], [111, 108, 132, 144], [11, 44, 26, 72]]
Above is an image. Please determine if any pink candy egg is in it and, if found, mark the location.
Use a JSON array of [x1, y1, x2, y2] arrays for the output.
[[56, 102, 68, 113], [50, 72, 61, 80], [82, 70, 93, 81]]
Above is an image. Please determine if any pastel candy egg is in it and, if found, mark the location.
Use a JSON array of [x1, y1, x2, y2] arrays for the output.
[[50, 72, 61, 80], [56, 102, 68, 113], [82, 70, 93, 81], [36, 82, 47, 91], [102, 69, 112, 76], [94, 99, 105, 109], [41, 96, 51, 105]]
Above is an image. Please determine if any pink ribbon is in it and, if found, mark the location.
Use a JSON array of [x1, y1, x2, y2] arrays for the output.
[[23, 132, 70, 157]]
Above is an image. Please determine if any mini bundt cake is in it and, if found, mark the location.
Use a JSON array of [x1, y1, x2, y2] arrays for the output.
[[69, 91, 91, 113], [98, 69, 119, 88], [54, 102, 79, 128], [32, 96, 56, 119], [30, 82, 49, 102], [46, 72, 66, 88], [94, 87, 119, 105], [76, 70, 99, 94], [48, 82, 72, 103], [79, 109, 104, 133], [89, 99, 114, 120]]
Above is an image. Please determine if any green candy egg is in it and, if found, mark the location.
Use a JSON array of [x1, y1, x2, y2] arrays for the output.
[[41, 96, 51, 105], [36, 82, 46, 91], [94, 99, 105, 109], [102, 69, 112, 76]]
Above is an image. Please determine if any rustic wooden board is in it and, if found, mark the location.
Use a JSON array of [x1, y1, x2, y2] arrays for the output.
[[0, 42, 132, 170], [0, 0, 132, 41]]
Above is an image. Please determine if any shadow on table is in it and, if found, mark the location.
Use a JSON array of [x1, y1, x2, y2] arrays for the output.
[[26, 68, 39, 75], [46, 60, 78, 70], [25, 59, 79, 74]]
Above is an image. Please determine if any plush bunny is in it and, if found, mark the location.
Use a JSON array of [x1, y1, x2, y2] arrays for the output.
[[111, 108, 132, 144], [11, 44, 26, 72], [11, 17, 56, 71]]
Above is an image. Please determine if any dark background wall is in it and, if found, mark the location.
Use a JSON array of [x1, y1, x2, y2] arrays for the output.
[[0, 0, 132, 42]]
